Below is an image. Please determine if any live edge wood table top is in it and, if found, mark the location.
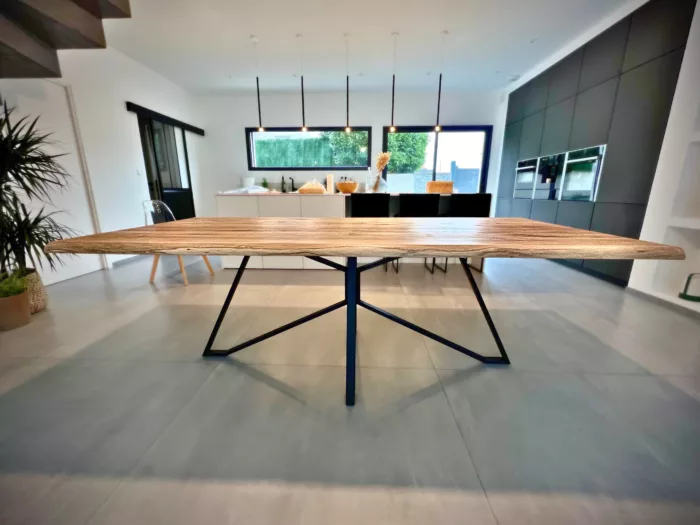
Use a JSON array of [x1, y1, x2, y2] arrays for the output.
[[46, 217, 684, 261]]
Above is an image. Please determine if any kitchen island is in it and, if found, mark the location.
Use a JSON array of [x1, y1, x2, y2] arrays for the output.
[[216, 192, 347, 269]]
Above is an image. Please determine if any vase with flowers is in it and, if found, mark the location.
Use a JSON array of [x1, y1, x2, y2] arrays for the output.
[[366, 152, 391, 193]]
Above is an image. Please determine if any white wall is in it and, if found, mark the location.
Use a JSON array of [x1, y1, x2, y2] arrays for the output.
[[192, 90, 507, 217], [628, 4, 700, 309], [0, 79, 103, 285], [56, 46, 202, 265]]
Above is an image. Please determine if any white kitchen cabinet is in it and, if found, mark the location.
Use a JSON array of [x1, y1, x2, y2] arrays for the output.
[[301, 195, 346, 269], [257, 195, 304, 269], [216, 195, 263, 269]]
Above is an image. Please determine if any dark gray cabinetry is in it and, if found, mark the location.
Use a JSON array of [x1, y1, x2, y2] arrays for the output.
[[597, 48, 684, 204], [583, 203, 647, 281], [495, 198, 512, 218], [547, 50, 583, 106], [506, 85, 528, 124], [530, 200, 558, 223], [498, 120, 523, 198], [510, 199, 533, 218], [540, 97, 576, 156], [519, 111, 545, 160], [555, 201, 594, 267], [555, 201, 594, 229], [523, 74, 550, 116], [622, 0, 696, 72], [579, 18, 630, 92], [569, 77, 618, 151]]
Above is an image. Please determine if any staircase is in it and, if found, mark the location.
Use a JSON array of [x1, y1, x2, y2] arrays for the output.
[[0, 0, 131, 78]]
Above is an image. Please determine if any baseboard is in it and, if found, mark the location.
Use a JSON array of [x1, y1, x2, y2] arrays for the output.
[[627, 289, 700, 320]]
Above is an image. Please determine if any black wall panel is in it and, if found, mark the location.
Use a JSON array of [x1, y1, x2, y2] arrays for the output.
[[506, 85, 528, 124], [546, 49, 583, 106], [579, 18, 630, 92], [555, 201, 594, 267], [555, 201, 594, 229], [569, 77, 618, 151], [530, 200, 559, 223], [498, 120, 523, 198], [522, 73, 550, 117], [495, 198, 512, 217], [583, 203, 647, 281], [622, 0, 696, 72], [518, 110, 545, 160], [540, 97, 576, 156], [510, 198, 533, 218], [598, 48, 684, 204]]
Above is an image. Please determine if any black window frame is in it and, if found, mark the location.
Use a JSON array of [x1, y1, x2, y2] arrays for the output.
[[245, 126, 373, 171], [381, 125, 493, 194]]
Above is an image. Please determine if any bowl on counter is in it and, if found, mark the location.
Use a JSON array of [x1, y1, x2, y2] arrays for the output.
[[336, 181, 359, 194]]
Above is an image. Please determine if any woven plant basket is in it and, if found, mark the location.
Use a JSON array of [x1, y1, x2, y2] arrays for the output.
[[25, 270, 47, 314]]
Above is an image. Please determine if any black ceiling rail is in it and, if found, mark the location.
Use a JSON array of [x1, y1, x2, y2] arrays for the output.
[[126, 102, 205, 136]]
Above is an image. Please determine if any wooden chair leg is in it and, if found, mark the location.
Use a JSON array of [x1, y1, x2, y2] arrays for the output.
[[202, 255, 215, 276], [177, 255, 189, 286], [149, 254, 160, 283]]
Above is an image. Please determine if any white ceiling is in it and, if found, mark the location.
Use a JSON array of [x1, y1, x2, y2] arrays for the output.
[[104, 0, 634, 95]]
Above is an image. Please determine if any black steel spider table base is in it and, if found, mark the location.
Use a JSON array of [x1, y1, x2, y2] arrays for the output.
[[202, 256, 510, 406]]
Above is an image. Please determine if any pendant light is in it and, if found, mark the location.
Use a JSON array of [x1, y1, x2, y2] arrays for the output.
[[344, 33, 351, 133], [297, 34, 307, 131], [390, 32, 398, 133], [435, 30, 448, 133], [251, 35, 264, 132]]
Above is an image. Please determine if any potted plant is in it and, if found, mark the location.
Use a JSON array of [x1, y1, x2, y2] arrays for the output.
[[0, 271, 30, 331], [0, 97, 73, 315]]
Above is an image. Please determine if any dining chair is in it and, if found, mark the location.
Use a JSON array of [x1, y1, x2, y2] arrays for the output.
[[350, 193, 392, 271], [427, 193, 493, 274], [143, 200, 214, 286], [395, 193, 441, 273]]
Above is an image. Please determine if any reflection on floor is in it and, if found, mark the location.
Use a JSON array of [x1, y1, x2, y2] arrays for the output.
[[1, 256, 699, 525]]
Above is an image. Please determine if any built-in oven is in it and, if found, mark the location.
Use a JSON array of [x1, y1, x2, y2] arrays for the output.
[[559, 146, 606, 201], [533, 153, 565, 200], [513, 158, 537, 199]]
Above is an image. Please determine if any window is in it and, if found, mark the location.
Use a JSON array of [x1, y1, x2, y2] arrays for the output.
[[382, 126, 492, 193], [246, 127, 372, 171]]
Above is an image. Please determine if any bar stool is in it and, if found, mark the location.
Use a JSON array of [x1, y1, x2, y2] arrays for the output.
[[349, 193, 392, 271], [428, 193, 493, 273], [143, 200, 214, 286], [394, 193, 441, 273]]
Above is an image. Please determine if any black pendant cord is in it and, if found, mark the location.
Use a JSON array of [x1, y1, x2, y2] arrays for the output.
[[346, 75, 350, 129], [435, 72, 443, 130], [256, 76, 263, 129], [391, 74, 396, 127], [301, 75, 306, 128]]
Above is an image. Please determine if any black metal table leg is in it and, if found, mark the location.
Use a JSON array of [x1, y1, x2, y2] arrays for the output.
[[345, 257, 358, 406], [460, 258, 510, 364], [202, 256, 249, 356]]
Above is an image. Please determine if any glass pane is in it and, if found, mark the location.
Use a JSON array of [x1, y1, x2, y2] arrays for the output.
[[174, 130, 190, 189], [152, 121, 182, 189], [250, 130, 369, 168], [561, 145, 606, 201], [386, 131, 435, 193], [434, 131, 485, 193], [533, 154, 565, 200]]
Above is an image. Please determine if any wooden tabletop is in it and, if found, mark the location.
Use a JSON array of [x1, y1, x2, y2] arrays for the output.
[[45, 217, 684, 260]]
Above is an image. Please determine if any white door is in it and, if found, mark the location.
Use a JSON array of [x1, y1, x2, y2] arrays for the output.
[[0, 79, 103, 285]]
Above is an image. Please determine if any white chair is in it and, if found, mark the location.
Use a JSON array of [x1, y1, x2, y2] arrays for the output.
[[143, 200, 214, 286]]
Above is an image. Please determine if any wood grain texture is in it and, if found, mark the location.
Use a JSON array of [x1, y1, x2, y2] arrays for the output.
[[45, 217, 685, 260]]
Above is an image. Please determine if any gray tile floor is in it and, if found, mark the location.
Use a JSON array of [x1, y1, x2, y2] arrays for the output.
[[1, 256, 699, 524]]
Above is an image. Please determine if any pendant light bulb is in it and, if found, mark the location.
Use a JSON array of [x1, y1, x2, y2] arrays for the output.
[[435, 125, 441, 132], [258, 127, 264, 132], [302, 126, 308, 132], [390, 126, 396, 133], [345, 126, 352, 133]]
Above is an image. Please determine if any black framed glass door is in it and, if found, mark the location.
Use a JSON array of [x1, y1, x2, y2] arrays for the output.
[[138, 116, 196, 220]]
